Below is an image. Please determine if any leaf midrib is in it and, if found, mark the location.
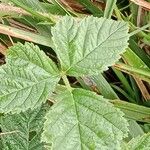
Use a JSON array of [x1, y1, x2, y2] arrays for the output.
[[71, 92, 83, 150]]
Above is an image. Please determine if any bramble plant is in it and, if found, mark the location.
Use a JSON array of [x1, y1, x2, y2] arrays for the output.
[[0, 16, 150, 150]]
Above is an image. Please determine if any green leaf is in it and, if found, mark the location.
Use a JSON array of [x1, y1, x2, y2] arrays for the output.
[[52, 16, 129, 76], [0, 104, 49, 150], [42, 89, 129, 150], [0, 42, 60, 113], [127, 133, 150, 150]]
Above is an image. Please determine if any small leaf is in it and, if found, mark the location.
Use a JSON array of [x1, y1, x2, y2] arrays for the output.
[[42, 89, 129, 150], [0, 42, 60, 113], [52, 16, 129, 76], [0, 104, 49, 150], [127, 133, 150, 150]]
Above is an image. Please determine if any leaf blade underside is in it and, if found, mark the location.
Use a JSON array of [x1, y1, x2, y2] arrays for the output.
[[127, 133, 150, 150], [0, 42, 60, 113], [42, 89, 129, 150], [0, 104, 49, 150], [52, 16, 129, 76]]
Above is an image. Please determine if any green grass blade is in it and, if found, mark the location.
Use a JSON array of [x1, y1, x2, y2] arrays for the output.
[[10, 0, 54, 23], [111, 84, 136, 103], [129, 39, 150, 68], [115, 63, 150, 83], [51, 0, 72, 16], [112, 67, 134, 97], [129, 76, 141, 104], [130, 23, 150, 36], [77, 0, 103, 17], [91, 74, 119, 99], [111, 100, 150, 123], [104, 0, 117, 18], [0, 24, 54, 48]]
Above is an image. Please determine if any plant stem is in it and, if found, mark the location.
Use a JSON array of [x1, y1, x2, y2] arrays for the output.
[[62, 75, 72, 92]]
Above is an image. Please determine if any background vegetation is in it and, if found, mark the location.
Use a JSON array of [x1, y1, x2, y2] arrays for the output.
[[0, 0, 150, 149]]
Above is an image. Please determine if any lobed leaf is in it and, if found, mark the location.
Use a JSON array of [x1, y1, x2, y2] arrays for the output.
[[52, 16, 129, 76], [0, 42, 60, 113], [42, 88, 129, 150]]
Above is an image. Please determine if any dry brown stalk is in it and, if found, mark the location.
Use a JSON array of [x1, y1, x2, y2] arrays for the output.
[[0, 3, 29, 15], [130, 0, 150, 10]]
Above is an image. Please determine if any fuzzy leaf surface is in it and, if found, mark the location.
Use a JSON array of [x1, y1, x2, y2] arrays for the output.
[[127, 133, 150, 150], [0, 42, 60, 113], [52, 16, 129, 76], [42, 89, 129, 150], [0, 104, 49, 150]]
